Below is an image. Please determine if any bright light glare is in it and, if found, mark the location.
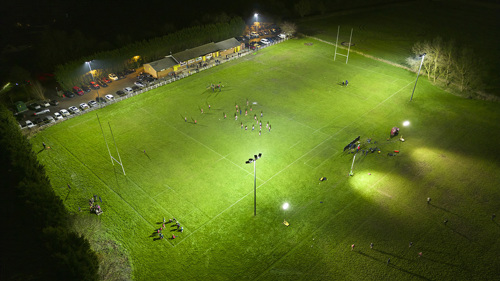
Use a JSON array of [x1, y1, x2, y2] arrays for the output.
[[282, 203, 289, 210], [403, 121, 410, 126], [254, 13, 258, 18]]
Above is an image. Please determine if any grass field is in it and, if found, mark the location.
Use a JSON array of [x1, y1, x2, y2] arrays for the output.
[[299, 1, 500, 94], [33, 37, 500, 280]]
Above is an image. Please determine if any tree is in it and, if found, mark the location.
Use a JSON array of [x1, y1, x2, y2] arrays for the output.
[[453, 47, 482, 92], [280, 21, 297, 37], [294, 0, 312, 18]]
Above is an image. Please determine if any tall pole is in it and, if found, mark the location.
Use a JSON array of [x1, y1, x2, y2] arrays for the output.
[[334, 25, 340, 61], [253, 160, 257, 216], [346, 28, 353, 64], [87, 61, 101, 106], [410, 53, 426, 101]]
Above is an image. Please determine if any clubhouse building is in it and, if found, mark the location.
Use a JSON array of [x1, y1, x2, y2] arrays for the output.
[[143, 38, 243, 78]]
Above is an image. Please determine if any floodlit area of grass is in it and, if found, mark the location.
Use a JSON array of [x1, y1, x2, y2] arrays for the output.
[[34, 38, 500, 280]]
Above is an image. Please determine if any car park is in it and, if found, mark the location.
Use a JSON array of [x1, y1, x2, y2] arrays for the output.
[[50, 100, 59, 106], [40, 100, 51, 107], [89, 81, 100, 89], [28, 103, 41, 110], [64, 91, 75, 98], [54, 112, 63, 120], [81, 85, 91, 92], [68, 106, 80, 114], [116, 90, 126, 97], [260, 38, 270, 44], [43, 116, 55, 124], [123, 87, 134, 95], [88, 100, 97, 107], [134, 81, 145, 88], [105, 94, 114, 101], [73, 86, 84, 95], [79, 103, 90, 110], [34, 108, 50, 115], [59, 109, 70, 117], [108, 73, 118, 81]]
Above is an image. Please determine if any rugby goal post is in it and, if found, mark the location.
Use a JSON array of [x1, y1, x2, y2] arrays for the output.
[[96, 113, 126, 175], [334, 26, 353, 64]]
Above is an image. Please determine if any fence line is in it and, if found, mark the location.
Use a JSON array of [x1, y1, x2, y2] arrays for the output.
[[23, 37, 290, 137]]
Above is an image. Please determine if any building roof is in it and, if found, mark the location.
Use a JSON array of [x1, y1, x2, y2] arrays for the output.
[[173, 42, 219, 62], [216, 38, 241, 50], [145, 56, 178, 72]]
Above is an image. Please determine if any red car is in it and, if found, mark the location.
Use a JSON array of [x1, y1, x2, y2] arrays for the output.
[[72, 86, 84, 96], [101, 77, 112, 83], [89, 81, 100, 89]]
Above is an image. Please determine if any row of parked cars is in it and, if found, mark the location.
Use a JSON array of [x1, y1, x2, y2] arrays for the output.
[[64, 69, 135, 98]]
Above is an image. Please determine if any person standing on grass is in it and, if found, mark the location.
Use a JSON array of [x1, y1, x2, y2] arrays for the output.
[[185, 117, 187, 122], [269, 125, 271, 132], [345, 80, 349, 86], [208, 104, 211, 110], [42, 142, 46, 149], [492, 214, 496, 221], [260, 111, 263, 118], [370, 243, 374, 249], [351, 244, 355, 251], [252, 125, 255, 131], [245, 126, 248, 130], [409, 242, 413, 248], [387, 258, 390, 265], [224, 113, 226, 119], [427, 197, 431, 204]]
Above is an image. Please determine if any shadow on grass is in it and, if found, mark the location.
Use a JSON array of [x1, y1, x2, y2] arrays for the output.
[[388, 263, 431, 280], [447, 226, 472, 242], [37, 148, 45, 154], [372, 249, 412, 262], [430, 204, 459, 216]]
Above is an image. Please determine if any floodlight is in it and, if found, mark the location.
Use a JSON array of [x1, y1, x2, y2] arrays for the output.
[[403, 121, 410, 126], [282, 203, 289, 210]]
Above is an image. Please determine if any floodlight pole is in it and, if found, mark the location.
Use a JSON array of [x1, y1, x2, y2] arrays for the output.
[[410, 53, 426, 102], [87, 61, 101, 107], [246, 153, 262, 216]]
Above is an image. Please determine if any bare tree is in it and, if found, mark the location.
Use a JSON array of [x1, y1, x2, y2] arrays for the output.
[[453, 48, 481, 92], [30, 80, 46, 100], [294, 0, 311, 18], [280, 21, 297, 37]]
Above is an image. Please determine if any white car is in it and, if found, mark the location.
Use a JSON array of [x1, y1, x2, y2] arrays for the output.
[[59, 109, 70, 117], [278, 33, 286, 39], [108, 73, 118, 81], [260, 38, 270, 44], [124, 87, 134, 94], [68, 106, 80, 114], [43, 116, 55, 123], [79, 103, 90, 110], [105, 94, 114, 101], [40, 100, 51, 107], [34, 108, 50, 115], [88, 100, 98, 107], [54, 112, 63, 120], [134, 81, 145, 88], [20, 120, 36, 129]]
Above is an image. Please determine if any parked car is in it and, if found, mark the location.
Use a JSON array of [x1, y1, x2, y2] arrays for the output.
[[250, 31, 259, 38], [89, 81, 100, 89], [134, 81, 145, 88], [54, 112, 63, 120], [40, 100, 51, 107], [125, 69, 136, 74], [64, 91, 75, 98], [34, 108, 50, 115], [131, 85, 140, 91], [116, 72, 126, 79], [123, 87, 134, 94], [96, 97, 107, 103], [34, 117, 44, 125], [101, 77, 112, 83], [68, 106, 80, 114], [278, 33, 287, 39], [97, 80, 108, 87], [28, 103, 41, 110], [20, 120, 36, 129], [59, 109, 70, 117], [105, 94, 114, 101], [81, 85, 91, 92], [72, 86, 84, 95], [88, 100, 98, 107], [50, 99, 59, 106], [116, 90, 126, 97], [260, 38, 270, 44], [43, 115, 55, 124], [108, 73, 118, 81], [79, 103, 90, 110]]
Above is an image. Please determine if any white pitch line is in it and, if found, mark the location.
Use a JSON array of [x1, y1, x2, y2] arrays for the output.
[[176, 81, 413, 245]]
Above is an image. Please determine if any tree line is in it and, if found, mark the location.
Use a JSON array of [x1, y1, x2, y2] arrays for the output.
[[0, 104, 99, 280], [407, 37, 484, 94], [55, 17, 246, 90]]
